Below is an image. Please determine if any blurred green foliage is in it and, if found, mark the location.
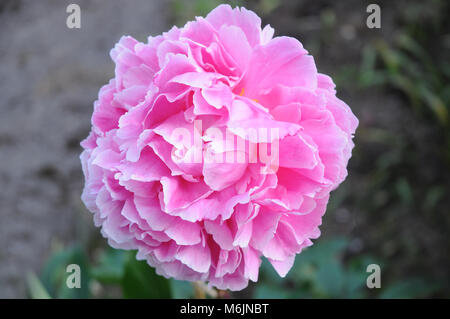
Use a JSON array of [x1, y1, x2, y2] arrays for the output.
[[171, 0, 237, 26], [171, 0, 283, 26], [28, 245, 192, 299], [29, 238, 441, 299], [120, 252, 172, 298], [359, 34, 449, 127], [331, 1, 450, 296], [335, 0, 450, 158], [255, 238, 441, 298]]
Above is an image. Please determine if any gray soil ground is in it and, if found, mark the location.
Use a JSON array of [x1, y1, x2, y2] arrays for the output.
[[0, 0, 169, 298]]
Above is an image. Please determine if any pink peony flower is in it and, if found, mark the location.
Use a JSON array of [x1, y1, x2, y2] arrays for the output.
[[81, 4, 358, 291]]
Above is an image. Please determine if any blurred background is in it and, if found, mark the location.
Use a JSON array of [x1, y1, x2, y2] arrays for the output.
[[0, 0, 449, 298]]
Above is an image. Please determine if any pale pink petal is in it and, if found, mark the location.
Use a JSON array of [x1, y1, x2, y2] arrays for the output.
[[176, 243, 211, 273], [269, 255, 295, 278], [164, 219, 202, 245], [239, 36, 317, 97], [160, 176, 213, 213]]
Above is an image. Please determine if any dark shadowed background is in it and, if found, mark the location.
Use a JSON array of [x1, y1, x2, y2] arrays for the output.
[[0, 0, 449, 298]]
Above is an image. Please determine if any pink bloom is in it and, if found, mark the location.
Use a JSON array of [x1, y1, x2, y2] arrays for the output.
[[81, 4, 358, 291]]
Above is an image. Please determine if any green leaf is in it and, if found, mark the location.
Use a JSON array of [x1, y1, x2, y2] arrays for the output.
[[422, 186, 445, 211], [418, 86, 448, 125], [342, 270, 367, 298], [259, 258, 286, 284], [315, 260, 346, 298], [170, 279, 193, 299], [344, 256, 380, 298], [91, 248, 127, 284], [259, 0, 281, 15], [295, 237, 349, 266], [40, 245, 91, 299], [253, 284, 294, 299], [395, 178, 413, 204], [194, 0, 223, 16], [380, 278, 441, 299], [27, 272, 52, 299], [121, 251, 172, 299]]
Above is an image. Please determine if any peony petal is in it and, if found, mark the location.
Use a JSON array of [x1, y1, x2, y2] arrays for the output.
[[160, 176, 213, 213], [134, 195, 175, 231], [242, 247, 260, 281], [164, 219, 202, 245], [204, 219, 234, 250], [206, 4, 262, 47], [269, 255, 295, 278], [118, 147, 170, 182], [176, 243, 211, 273], [239, 36, 317, 97]]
